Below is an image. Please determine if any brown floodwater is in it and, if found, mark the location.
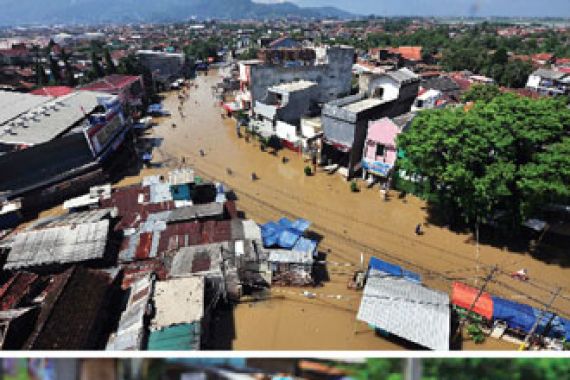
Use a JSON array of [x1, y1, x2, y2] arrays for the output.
[[117, 71, 569, 351]]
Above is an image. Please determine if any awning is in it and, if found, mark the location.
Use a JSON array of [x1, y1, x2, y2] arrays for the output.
[[368, 256, 421, 283], [451, 282, 493, 320]]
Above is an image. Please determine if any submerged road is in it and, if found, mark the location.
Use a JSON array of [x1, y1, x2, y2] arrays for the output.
[[122, 71, 570, 350]]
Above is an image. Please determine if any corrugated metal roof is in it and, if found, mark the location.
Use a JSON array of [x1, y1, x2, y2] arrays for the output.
[[167, 203, 224, 222], [147, 322, 200, 350], [267, 249, 314, 264], [241, 220, 262, 241], [0, 91, 111, 145], [0, 272, 39, 311], [169, 243, 228, 277], [27, 208, 115, 229], [5, 220, 109, 269], [149, 182, 173, 203], [0, 90, 51, 125], [168, 168, 195, 185], [357, 269, 450, 351], [151, 277, 204, 330], [106, 275, 154, 351]]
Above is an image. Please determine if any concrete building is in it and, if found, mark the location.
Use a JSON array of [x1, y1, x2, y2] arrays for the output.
[[0, 92, 134, 212], [361, 117, 401, 180], [248, 45, 354, 107], [321, 68, 419, 179], [80, 74, 144, 108], [137, 50, 191, 89], [526, 68, 570, 96], [252, 80, 318, 150]]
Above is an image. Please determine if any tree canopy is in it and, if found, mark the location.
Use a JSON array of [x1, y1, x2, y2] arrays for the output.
[[396, 94, 570, 229], [347, 358, 570, 380], [461, 84, 501, 103]]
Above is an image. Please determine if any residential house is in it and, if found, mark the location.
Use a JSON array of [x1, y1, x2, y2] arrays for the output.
[[136, 50, 190, 89], [361, 117, 402, 181], [80, 74, 145, 108], [0, 91, 134, 211], [412, 88, 445, 111], [248, 45, 354, 107], [526, 68, 570, 96], [321, 68, 419, 179], [252, 80, 318, 151]]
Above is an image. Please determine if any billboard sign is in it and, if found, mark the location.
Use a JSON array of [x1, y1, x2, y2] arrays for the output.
[[85, 96, 126, 157]]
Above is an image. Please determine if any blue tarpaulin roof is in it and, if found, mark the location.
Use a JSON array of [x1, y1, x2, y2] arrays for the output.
[[261, 218, 310, 249], [261, 221, 281, 247], [492, 296, 536, 333], [277, 229, 301, 249], [291, 218, 311, 233], [368, 256, 421, 283], [148, 103, 163, 111], [533, 310, 568, 340], [292, 237, 318, 256], [560, 317, 570, 341]]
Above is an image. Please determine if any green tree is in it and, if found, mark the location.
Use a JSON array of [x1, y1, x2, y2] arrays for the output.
[[90, 51, 105, 79], [491, 47, 508, 65], [104, 48, 117, 75], [61, 48, 76, 87], [396, 94, 570, 230], [48, 55, 61, 84], [423, 358, 570, 380], [462, 84, 501, 103]]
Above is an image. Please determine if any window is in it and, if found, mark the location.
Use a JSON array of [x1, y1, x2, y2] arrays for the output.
[[376, 144, 385, 157], [372, 87, 384, 98]]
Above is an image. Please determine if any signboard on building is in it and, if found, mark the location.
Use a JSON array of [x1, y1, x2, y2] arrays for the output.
[[85, 96, 126, 157], [362, 159, 392, 177]]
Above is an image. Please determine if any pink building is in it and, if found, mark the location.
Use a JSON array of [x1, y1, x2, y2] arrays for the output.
[[361, 117, 401, 178]]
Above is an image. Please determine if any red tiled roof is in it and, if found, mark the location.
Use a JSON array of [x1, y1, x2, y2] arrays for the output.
[[532, 53, 554, 61], [556, 57, 570, 66], [80, 74, 141, 93], [395, 46, 422, 61], [450, 76, 472, 91], [30, 86, 74, 97]]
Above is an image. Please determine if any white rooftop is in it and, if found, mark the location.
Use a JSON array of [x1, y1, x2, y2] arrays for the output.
[[137, 50, 184, 58], [269, 80, 317, 94], [357, 269, 450, 350], [0, 90, 112, 146], [342, 98, 385, 113], [151, 277, 204, 330], [0, 91, 52, 126], [5, 219, 110, 270]]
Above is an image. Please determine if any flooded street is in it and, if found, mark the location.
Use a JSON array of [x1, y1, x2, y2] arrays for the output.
[[120, 71, 569, 350]]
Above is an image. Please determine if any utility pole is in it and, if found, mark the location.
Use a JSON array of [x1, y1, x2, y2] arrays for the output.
[[518, 287, 561, 351], [404, 358, 422, 380], [453, 265, 499, 340]]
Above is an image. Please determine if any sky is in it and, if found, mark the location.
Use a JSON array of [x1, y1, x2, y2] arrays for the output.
[[255, 0, 570, 18]]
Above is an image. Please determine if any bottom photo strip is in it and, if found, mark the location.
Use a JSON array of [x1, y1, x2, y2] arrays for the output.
[[1, 358, 569, 380]]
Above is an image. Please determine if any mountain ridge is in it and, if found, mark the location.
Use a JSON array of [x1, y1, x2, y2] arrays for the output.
[[0, 0, 352, 26]]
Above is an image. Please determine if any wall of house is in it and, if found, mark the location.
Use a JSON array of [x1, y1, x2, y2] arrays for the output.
[[275, 86, 317, 124], [0, 132, 94, 194], [137, 53, 185, 83], [250, 46, 353, 105], [275, 120, 300, 143], [526, 74, 541, 89]]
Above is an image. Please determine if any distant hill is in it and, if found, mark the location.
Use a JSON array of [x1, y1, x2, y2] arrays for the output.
[[0, 0, 353, 26]]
